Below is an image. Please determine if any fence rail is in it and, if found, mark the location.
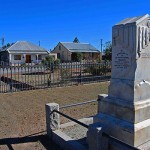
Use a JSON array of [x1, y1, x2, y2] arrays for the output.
[[51, 109, 89, 128], [60, 99, 97, 109], [0, 61, 111, 93]]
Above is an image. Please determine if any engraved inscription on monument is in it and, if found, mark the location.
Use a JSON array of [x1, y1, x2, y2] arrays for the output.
[[141, 53, 150, 58], [114, 50, 130, 69]]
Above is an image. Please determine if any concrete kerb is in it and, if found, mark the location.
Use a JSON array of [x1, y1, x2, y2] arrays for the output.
[[53, 130, 87, 150]]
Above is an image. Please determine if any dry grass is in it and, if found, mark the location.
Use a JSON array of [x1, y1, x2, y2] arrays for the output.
[[0, 81, 109, 149]]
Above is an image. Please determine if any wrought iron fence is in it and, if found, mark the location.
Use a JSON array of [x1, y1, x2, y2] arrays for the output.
[[0, 61, 111, 93]]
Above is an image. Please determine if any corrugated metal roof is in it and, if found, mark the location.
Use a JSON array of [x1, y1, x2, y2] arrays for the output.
[[116, 14, 149, 25], [3, 41, 48, 54], [9, 51, 48, 54], [60, 42, 99, 53]]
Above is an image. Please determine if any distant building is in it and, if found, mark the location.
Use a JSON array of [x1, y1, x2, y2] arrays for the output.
[[52, 42, 100, 62], [0, 41, 48, 65]]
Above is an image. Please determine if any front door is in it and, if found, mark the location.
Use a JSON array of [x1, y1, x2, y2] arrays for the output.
[[26, 55, 31, 63]]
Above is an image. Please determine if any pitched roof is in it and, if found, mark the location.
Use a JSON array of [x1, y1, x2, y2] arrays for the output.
[[60, 42, 99, 53], [2, 41, 48, 54], [115, 14, 149, 25]]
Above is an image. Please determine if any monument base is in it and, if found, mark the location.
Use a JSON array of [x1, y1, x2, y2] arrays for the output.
[[95, 94, 150, 147], [138, 140, 150, 150], [94, 113, 150, 147], [98, 94, 150, 124]]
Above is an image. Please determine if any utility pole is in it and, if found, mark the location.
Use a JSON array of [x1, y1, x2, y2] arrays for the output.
[[1, 37, 4, 47], [100, 39, 103, 53], [99, 39, 103, 62]]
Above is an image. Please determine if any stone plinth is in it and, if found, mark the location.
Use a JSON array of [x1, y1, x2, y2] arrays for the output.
[[90, 14, 150, 148], [45, 103, 60, 138], [95, 95, 150, 147]]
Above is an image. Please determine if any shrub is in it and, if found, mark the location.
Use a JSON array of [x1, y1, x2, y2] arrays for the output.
[[72, 52, 83, 62], [42, 55, 54, 65], [61, 69, 71, 79], [54, 59, 60, 65], [84, 65, 108, 75]]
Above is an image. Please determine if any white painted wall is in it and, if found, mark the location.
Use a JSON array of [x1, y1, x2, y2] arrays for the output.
[[10, 54, 47, 65], [10, 54, 24, 64]]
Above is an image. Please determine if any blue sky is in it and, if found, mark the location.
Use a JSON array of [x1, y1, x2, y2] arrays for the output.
[[0, 0, 150, 51]]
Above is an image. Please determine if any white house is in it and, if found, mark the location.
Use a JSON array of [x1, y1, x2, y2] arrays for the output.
[[0, 41, 48, 65]]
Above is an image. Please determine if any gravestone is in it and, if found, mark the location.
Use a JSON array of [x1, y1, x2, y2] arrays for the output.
[[93, 14, 150, 148]]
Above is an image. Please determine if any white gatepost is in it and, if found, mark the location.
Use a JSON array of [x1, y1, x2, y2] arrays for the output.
[[36, 54, 39, 63], [9, 54, 12, 65]]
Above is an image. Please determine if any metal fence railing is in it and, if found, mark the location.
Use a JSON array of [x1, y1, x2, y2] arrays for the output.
[[0, 61, 111, 93], [60, 99, 97, 109]]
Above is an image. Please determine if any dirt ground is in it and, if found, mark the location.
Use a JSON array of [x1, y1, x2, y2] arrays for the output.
[[0, 82, 109, 150]]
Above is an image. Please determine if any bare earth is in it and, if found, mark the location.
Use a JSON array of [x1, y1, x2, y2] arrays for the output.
[[0, 82, 109, 150]]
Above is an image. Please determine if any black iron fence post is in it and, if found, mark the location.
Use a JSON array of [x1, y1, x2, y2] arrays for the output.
[[47, 62, 51, 87], [79, 61, 82, 84], [10, 66, 13, 92]]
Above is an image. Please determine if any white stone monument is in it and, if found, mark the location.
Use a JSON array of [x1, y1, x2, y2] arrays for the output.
[[91, 14, 150, 148]]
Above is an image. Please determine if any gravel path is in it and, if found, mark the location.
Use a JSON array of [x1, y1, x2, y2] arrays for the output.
[[60, 118, 93, 148]]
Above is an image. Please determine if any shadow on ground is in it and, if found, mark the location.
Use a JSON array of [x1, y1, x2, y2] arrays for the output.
[[0, 76, 36, 91], [0, 132, 61, 150]]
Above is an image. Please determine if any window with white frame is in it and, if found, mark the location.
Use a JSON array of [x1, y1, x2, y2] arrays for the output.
[[36, 55, 42, 60], [14, 55, 21, 60]]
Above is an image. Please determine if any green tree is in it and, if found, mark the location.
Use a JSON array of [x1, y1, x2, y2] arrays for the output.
[[54, 58, 60, 65], [73, 37, 80, 43], [2, 43, 14, 49], [103, 41, 112, 61], [45, 55, 55, 62], [71, 52, 83, 62], [42, 55, 54, 65], [42, 55, 60, 66]]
